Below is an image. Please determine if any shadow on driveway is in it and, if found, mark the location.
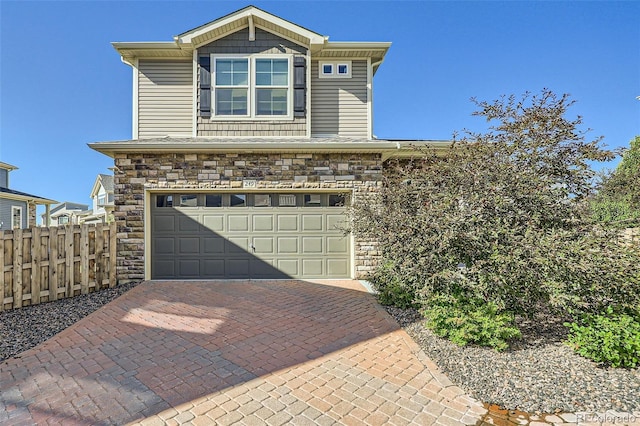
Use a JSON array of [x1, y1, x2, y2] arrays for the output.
[[0, 280, 485, 425]]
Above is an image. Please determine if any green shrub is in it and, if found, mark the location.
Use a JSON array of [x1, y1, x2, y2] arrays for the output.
[[565, 307, 640, 368], [422, 293, 521, 351], [370, 262, 420, 309], [590, 199, 640, 226]]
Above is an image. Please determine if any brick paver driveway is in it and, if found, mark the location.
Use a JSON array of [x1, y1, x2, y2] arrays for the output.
[[0, 280, 486, 425]]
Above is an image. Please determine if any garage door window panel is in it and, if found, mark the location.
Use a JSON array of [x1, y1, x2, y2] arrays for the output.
[[206, 194, 222, 207], [180, 194, 198, 207], [230, 194, 247, 207], [157, 195, 173, 207]]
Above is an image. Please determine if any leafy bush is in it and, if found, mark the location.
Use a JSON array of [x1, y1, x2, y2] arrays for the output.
[[591, 199, 640, 225], [370, 262, 420, 309], [565, 307, 640, 368], [348, 90, 640, 322], [422, 293, 521, 351]]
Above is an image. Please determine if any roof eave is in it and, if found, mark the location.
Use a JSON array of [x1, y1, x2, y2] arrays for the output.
[[112, 42, 193, 62], [88, 139, 451, 159], [0, 193, 58, 205]]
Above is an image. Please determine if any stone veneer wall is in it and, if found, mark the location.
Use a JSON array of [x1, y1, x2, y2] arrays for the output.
[[28, 203, 37, 228], [112, 152, 383, 283]]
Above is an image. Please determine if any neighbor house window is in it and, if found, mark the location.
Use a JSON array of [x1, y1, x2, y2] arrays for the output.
[[11, 206, 22, 229], [97, 194, 107, 206], [58, 215, 69, 225], [213, 55, 291, 118]]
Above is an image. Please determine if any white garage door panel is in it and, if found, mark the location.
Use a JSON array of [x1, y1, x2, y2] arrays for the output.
[[151, 200, 350, 279]]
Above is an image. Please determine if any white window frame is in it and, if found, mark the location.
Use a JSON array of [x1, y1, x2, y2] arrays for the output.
[[11, 206, 23, 229], [211, 54, 293, 120], [319, 60, 352, 79]]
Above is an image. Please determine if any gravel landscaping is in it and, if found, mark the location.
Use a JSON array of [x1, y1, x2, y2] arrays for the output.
[[386, 306, 640, 415], [2, 281, 639, 416], [0, 282, 140, 363]]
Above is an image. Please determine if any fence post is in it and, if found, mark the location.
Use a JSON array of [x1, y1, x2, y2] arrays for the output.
[[65, 225, 74, 297], [109, 222, 117, 287], [80, 225, 89, 294], [0, 231, 5, 312], [95, 223, 104, 289], [49, 227, 59, 301], [31, 227, 41, 305], [13, 228, 23, 309]]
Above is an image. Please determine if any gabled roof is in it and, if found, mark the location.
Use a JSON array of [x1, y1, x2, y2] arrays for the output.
[[176, 5, 326, 48], [112, 5, 391, 73], [0, 187, 57, 205], [90, 174, 114, 198], [49, 201, 90, 215]]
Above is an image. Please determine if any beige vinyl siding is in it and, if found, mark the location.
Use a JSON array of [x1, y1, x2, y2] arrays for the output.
[[138, 60, 193, 138], [197, 28, 307, 137], [311, 60, 368, 138]]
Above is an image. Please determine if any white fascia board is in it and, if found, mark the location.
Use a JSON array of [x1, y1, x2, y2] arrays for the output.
[[89, 175, 104, 199], [112, 42, 183, 52], [176, 8, 326, 46], [324, 42, 392, 49]]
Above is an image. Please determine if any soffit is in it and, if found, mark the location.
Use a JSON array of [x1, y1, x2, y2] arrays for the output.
[[88, 137, 451, 160]]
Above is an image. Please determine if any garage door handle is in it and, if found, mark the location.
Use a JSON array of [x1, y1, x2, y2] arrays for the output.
[[250, 243, 256, 252]]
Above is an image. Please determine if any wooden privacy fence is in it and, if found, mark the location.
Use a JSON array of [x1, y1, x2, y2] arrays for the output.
[[1, 223, 116, 312]]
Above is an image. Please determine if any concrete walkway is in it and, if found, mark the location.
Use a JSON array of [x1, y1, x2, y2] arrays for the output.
[[0, 280, 486, 425]]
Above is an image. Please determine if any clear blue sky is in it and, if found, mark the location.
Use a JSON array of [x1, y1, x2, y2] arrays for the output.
[[1, 1, 639, 217]]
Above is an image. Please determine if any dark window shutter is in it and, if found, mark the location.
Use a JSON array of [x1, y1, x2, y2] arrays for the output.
[[199, 56, 211, 117], [293, 56, 306, 117]]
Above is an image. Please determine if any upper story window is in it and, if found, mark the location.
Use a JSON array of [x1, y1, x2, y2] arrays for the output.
[[213, 55, 291, 118], [319, 61, 352, 79]]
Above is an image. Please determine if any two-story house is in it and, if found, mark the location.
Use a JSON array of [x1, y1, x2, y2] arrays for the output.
[[41, 201, 89, 226], [79, 174, 115, 224], [90, 6, 442, 283], [0, 162, 57, 230]]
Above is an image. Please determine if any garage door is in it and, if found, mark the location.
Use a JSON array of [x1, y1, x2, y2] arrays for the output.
[[151, 192, 351, 279]]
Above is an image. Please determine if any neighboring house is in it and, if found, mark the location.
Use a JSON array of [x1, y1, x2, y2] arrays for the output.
[[41, 201, 89, 226], [89, 5, 444, 283], [0, 162, 57, 230], [79, 174, 115, 224]]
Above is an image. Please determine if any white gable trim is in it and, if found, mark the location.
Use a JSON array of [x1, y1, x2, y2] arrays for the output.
[[176, 7, 326, 46]]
